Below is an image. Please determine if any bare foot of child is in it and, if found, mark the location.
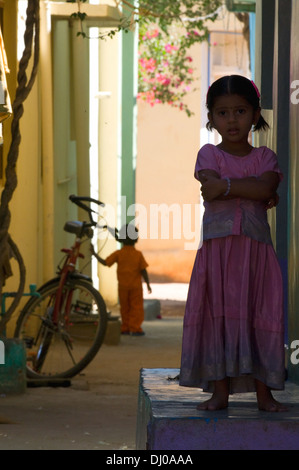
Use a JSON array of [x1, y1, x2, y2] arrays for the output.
[[258, 397, 288, 412], [197, 395, 228, 411], [256, 380, 288, 412], [197, 378, 229, 411]]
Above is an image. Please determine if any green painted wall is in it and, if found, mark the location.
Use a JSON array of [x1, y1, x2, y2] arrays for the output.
[[53, 19, 78, 269], [120, 27, 138, 225]]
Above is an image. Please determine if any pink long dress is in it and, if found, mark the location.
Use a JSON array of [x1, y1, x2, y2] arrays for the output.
[[179, 144, 285, 393]]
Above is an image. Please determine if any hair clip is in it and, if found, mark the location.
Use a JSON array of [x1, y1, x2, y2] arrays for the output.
[[251, 80, 260, 99]]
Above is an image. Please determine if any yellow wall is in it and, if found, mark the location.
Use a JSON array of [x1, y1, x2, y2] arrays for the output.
[[1, 0, 124, 334], [1, 0, 43, 335], [3, 0, 17, 157]]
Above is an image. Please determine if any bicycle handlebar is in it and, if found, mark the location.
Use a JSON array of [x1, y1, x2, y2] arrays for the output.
[[97, 224, 118, 238], [69, 195, 105, 210], [69, 195, 105, 224]]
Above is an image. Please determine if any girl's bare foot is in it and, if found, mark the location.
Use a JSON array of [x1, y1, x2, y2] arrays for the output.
[[197, 378, 229, 411], [197, 395, 228, 411], [255, 379, 288, 412]]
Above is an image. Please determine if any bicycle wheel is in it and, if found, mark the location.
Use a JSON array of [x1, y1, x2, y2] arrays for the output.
[[14, 278, 108, 379]]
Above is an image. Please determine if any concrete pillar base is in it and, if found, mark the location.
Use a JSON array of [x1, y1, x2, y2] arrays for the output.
[[0, 338, 26, 395], [104, 317, 121, 345]]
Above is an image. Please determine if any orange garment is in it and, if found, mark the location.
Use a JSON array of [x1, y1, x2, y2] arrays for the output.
[[118, 285, 144, 333], [105, 245, 148, 333]]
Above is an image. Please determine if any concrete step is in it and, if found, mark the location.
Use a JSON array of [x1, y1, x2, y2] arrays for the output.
[[136, 368, 299, 450]]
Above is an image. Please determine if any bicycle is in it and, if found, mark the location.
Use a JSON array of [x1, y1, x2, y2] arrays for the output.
[[14, 195, 114, 379]]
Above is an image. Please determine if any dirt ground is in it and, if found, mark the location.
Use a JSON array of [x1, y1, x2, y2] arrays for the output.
[[0, 295, 186, 450]]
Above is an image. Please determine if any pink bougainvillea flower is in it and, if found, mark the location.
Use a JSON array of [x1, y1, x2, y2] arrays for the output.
[[186, 30, 199, 37], [155, 73, 171, 86], [137, 24, 196, 116], [165, 44, 179, 53], [139, 57, 157, 73], [146, 29, 159, 39], [146, 62, 156, 73], [145, 90, 156, 105]]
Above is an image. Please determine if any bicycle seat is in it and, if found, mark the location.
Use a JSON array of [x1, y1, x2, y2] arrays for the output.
[[64, 221, 93, 238]]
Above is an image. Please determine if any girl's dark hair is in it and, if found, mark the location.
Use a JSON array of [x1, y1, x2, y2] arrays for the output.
[[206, 75, 269, 132]]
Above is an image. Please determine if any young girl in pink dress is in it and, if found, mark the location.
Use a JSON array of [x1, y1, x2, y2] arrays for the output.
[[179, 75, 287, 412]]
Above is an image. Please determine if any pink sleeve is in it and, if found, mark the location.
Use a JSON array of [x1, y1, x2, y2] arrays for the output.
[[194, 144, 220, 181], [259, 147, 283, 181]]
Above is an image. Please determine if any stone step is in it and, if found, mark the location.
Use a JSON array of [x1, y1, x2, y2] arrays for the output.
[[136, 368, 299, 450]]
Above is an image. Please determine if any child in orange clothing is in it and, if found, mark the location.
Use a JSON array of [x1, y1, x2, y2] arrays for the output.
[[91, 224, 151, 336]]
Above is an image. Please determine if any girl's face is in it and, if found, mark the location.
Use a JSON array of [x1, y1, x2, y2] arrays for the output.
[[208, 94, 260, 146]]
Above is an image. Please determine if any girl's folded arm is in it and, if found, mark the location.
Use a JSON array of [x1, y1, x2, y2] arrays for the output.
[[196, 169, 220, 184], [199, 170, 279, 202], [226, 171, 279, 201]]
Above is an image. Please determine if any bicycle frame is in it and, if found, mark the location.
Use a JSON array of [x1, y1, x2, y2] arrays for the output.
[[51, 235, 86, 327], [42, 195, 108, 328], [15, 195, 111, 378]]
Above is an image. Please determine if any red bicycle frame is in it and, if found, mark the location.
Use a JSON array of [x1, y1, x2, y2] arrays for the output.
[[51, 237, 85, 327]]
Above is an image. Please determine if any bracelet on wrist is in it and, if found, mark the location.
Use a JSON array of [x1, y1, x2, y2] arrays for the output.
[[223, 177, 231, 196]]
